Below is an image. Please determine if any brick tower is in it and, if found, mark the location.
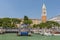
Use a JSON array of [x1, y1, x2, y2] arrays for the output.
[[41, 3, 47, 23]]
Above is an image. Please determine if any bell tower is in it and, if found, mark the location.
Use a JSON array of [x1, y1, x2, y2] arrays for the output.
[[41, 3, 47, 23]]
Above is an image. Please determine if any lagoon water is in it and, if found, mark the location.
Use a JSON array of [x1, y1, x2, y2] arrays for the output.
[[0, 33, 60, 40]]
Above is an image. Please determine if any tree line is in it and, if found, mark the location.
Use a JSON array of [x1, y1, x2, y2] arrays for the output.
[[33, 21, 60, 29], [0, 16, 32, 28], [0, 17, 21, 28], [0, 16, 60, 29]]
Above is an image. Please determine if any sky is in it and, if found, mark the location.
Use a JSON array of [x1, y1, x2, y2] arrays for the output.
[[0, 0, 60, 19]]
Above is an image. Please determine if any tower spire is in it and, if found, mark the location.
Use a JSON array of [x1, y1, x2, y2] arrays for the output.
[[42, 3, 46, 9]]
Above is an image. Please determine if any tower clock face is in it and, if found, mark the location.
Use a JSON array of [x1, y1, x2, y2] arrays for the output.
[[44, 12, 46, 14], [42, 11, 46, 16]]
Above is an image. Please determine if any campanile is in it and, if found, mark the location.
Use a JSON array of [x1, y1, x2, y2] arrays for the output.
[[42, 3, 47, 23]]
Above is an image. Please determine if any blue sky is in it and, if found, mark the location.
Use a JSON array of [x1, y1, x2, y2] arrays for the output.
[[0, 0, 60, 19]]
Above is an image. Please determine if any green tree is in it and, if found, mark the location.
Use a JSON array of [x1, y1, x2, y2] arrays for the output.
[[11, 18, 21, 28], [23, 16, 32, 27], [0, 18, 3, 26], [2, 18, 11, 28], [24, 16, 28, 20], [11, 18, 21, 24], [0, 17, 21, 28], [46, 21, 60, 28], [39, 21, 60, 29], [39, 22, 48, 28], [33, 24, 37, 28]]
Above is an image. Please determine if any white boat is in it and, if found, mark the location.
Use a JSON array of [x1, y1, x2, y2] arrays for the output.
[[53, 34, 60, 36], [52, 32, 60, 36], [33, 30, 39, 34], [43, 31, 60, 36], [43, 32, 53, 36]]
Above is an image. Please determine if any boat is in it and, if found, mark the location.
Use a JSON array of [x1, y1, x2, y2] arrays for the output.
[[17, 28, 32, 36], [52, 31, 60, 36]]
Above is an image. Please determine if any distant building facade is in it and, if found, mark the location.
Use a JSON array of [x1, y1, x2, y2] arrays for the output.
[[20, 19, 41, 25], [49, 15, 60, 24], [16, 19, 41, 27]]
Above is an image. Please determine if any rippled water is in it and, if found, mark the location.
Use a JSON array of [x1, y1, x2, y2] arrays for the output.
[[0, 33, 60, 40]]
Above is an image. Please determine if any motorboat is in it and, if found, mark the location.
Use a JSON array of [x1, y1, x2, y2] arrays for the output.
[[17, 28, 32, 36]]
